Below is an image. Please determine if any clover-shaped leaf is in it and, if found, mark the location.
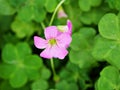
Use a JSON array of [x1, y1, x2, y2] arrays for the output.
[[79, 0, 102, 11], [2, 42, 31, 63], [70, 50, 96, 69], [11, 19, 36, 38], [10, 68, 27, 88], [92, 36, 117, 60], [106, 0, 120, 11], [99, 13, 120, 40], [0, 64, 15, 79], [70, 27, 96, 68], [31, 79, 49, 90], [56, 80, 78, 90], [55, 62, 91, 90], [0, 0, 15, 15], [45, 0, 57, 12], [93, 13, 120, 69], [0, 81, 29, 90], [80, 7, 109, 25], [1, 42, 43, 88], [18, 5, 46, 22], [70, 27, 96, 51], [92, 36, 120, 69], [97, 66, 120, 90], [8, 0, 26, 9], [40, 67, 51, 80]]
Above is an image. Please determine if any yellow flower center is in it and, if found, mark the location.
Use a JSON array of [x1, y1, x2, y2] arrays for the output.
[[48, 39, 57, 45]]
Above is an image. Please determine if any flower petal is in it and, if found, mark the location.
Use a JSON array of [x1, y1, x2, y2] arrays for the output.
[[34, 36, 47, 49], [51, 45, 68, 59], [40, 45, 68, 59], [58, 6, 68, 18], [57, 33, 72, 48], [45, 26, 58, 39], [40, 46, 52, 59], [67, 20, 72, 35]]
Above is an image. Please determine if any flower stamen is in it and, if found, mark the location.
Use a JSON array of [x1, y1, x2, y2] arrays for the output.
[[48, 39, 57, 45]]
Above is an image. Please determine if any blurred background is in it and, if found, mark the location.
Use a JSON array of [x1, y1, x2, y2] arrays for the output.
[[0, 0, 120, 90]]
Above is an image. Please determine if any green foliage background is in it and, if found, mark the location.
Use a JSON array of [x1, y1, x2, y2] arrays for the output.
[[0, 0, 120, 90]]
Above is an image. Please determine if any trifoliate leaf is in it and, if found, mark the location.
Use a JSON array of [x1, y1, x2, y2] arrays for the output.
[[99, 13, 120, 40], [0, 0, 15, 15], [1, 43, 43, 88], [45, 0, 57, 12], [11, 19, 36, 38], [97, 66, 120, 90], [31, 79, 49, 90]]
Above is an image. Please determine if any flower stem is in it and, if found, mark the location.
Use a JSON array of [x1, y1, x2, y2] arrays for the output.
[[41, 22, 45, 30], [50, 58, 56, 76], [49, 0, 65, 82], [49, 0, 65, 26], [50, 58, 59, 82]]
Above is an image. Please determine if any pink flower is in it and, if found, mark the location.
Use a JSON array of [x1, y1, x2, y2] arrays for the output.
[[57, 20, 72, 35], [58, 7, 68, 18], [34, 26, 72, 59]]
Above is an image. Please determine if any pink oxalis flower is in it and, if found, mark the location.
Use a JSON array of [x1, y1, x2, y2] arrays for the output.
[[57, 7, 68, 18], [34, 20, 72, 59], [57, 20, 72, 35]]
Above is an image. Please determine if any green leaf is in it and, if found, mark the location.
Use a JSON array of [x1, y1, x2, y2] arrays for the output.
[[92, 36, 120, 69], [2, 43, 31, 64], [18, 5, 46, 22], [45, 0, 57, 12], [64, 1, 82, 30], [70, 50, 96, 68], [90, 0, 102, 6], [107, 43, 120, 69], [34, 0, 46, 8], [70, 27, 96, 51], [79, 0, 101, 11], [93, 13, 120, 68], [24, 55, 43, 69], [16, 43, 31, 57], [2, 43, 43, 87], [106, 0, 120, 11], [92, 36, 117, 60], [2, 44, 18, 64], [80, 7, 109, 25], [56, 80, 78, 90], [0, 15, 13, 31], [59, 62, 91, 90], [18, 5, 33, 22], [8, 0, 26, 8], [17, 0, 47, 22], [59, 69, 72, 81], [10, 68, 27, 88], [70, 33, 88, 51], [99, 13, 120, 40], [11, 19, 36, 38], [0, 81, 14, 90], [79, 0, 91, 11], [78, 27, 96, 39], [70, 27, 96, 68], [40, 67, 51, 80], [0, 64, 15, 79], [25, 69, 40, 80], [0, 33, 19, 49], [0, 81, 29, 90], [0, 0, 15, 15], [33, 7, 46, 23], [31, 79, 49, 90], [97, 66, 120, 90]]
